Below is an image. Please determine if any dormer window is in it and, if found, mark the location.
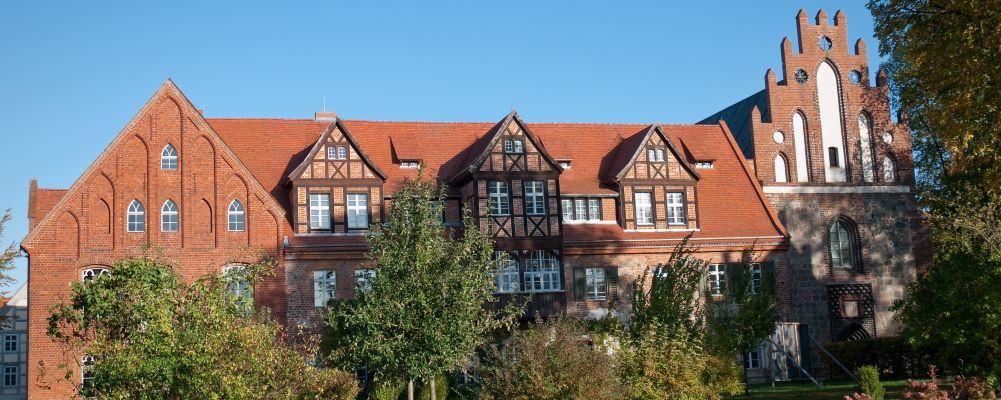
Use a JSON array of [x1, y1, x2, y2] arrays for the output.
[[400, 161, 420, 169], [695, 161, 714, 169], [558, 160, 572, 169], [647, 148, 665, 162], [504, 139, 523, 154]]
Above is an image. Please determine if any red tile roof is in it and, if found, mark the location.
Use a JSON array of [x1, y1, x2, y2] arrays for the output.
[[208, 117, 786, 242]]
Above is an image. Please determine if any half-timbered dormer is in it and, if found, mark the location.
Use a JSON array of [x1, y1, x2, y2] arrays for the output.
[[287, 119, 387, 234], [612, 125, 701, 231]]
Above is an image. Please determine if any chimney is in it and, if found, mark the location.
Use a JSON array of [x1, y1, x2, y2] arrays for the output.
[[315, 112, 338, 122]]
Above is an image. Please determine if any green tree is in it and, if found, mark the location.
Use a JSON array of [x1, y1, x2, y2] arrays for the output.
[[0, 209, 19, 328], [46, 257, 358, 400], [477, 317, 623, 400], [324, 171, 520, 400], [627, 237, 709, 342]]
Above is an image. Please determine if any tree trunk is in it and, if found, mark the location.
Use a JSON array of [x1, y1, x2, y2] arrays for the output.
[[430, 377, 437, 400], [743, 365, 749, 396], [408, 379, 414, 400]]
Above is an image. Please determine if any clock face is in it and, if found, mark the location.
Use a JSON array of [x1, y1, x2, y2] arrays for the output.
[[773, 131, 785, 144], [794, 69, 808, 84], [819, 36, 833, 52], [882, 131, 893, 144]]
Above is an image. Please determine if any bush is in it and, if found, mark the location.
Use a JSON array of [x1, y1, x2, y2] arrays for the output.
[[856, 365, 885, 400], [953, 375, 997, 400], [825, 337, 929, 379]]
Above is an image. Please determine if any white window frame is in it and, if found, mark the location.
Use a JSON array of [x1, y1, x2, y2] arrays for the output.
[[830, 221, 853, 270], [313, 270, 337, 307], [346, 193, 369, 229], [587, 199, 600, 221], [745, 349, 762, 369], [561, 199, 573, 222], [634, 192, 653, 225], [223, 265, 252, 301], [160, 144, 178, 170], [574, 199, 586, 221], [127, 200, 145, 232], [493, 252, 519, 293], [749, 263, 762, 294], [708, 264, 726, 296], [400, 161, 420, 169], [503, 140, 513, 153], [228, 200, 245, 232], [523, 181, 546, 215], [309, 193, 331, 230], [161, 199, 179, 232], [585, 268, 607, 300], [666, 192, 685, 225], [337, 146, 348, 160], [512, 139, 524, 153], [81, 355, 95, 385], [327, 146, 337, 160], [82, 267, 110, 282], [523, 250, 560, 292], [488, 181, 510, 216], [355, 269, 376, 293], [3, 334, 16, 353]]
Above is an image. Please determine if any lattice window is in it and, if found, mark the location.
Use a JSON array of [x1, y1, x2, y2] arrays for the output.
[[827, 284, 876, 341]]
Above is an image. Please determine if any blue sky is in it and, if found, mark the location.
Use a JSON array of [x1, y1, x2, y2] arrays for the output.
[[0, 1, 882, 290]]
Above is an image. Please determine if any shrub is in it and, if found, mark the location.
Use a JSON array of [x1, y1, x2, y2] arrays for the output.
[[904, 365, 950, 400], [856, 365, 885, 400], [953, 375, 998, 400]]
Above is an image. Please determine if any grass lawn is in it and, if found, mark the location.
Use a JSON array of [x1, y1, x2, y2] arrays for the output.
[[727, 379, 921, 400]]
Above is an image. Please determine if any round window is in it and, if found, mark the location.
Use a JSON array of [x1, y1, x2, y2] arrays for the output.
[[819, 36, 833, 52], [773, 131, 785, 144], [794, 69, 809, 84], [882, 131, 894, 144], [849, 70, 862, 85]]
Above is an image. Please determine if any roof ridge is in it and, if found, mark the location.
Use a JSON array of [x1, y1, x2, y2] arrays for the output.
[[205, 117, 318, 121]]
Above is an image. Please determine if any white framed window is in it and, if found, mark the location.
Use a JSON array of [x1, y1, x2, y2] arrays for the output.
[[309, 193, 331, 230], [523, 181, 546, 215], [695, 161, 714, 169], [648, 148, 665, 162], [561, 199, 573, 221], [161, 199, 179, 232], [2, 365, 16, 387], [558, 161, 571, 169], [708, 264, 726, 296], [666, 192, 685, 225], [745, 349, 761, 369], [313, 270, 337, 307], [160, 144, 178, 170], [347, 193, 369, 229], [523, 250, 560, 292], [82, 267, 110, 282], [503, 140, 513, 153], [493, 252, 519, 293], [513, 140, 523, 153], [634, 192, 653, 225], [488, 181, 510, 216], [882, 156, 896, 182], [400, 161, 420, 169], [774, 154, 789, 183], [575, 199, 586, 221], [3, 334, 16, 353], [588, 199, 600, 221], [337, 146, 348, 160], [127, 200, 145, 232], [223, 265, 252, 302], [228, 200, 245, 232], [585, 268, 606, 300], [355, 269, 376, 293], [81, 355, 95, 385], [749, 263, 762, 294], [858, 114, 875, 182]]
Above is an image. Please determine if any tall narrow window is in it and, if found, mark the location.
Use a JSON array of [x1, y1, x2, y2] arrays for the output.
[[793, 112, 810, 182], [708, 264, 726, 296], [309, 193, 331, 230], [561, 199, 573, 222], [585, 268, 607, 300], [81, 355, 95, 386], [666, 192, 685, 225], [828, 147, 840, 168], [313, 270, 337, 307], [228, 200, 245, 232], [858, 114, 875, 182], [575, 199, 586, 221], [488, 181, 510, 215], [774, 154, 789, 183], [127, 200, 145, 232], [829, 216, 862, 272], [493, 252, 519, 293], [347, 193, 369, 229], [588, 199, 600, 221], [337, 146, 347, 160], [634, 192, 653, 225], [223, 265, 252, 307], [4, 334, 17, 352], [355, 269, 377, 293], [523, 250, 560, 292], [882, 156, 896, 182], [160, 144, 178, 170], [513, 140, 524, 153], [523, 181, 546, 215], [327, 146, 337, 160], [818, 61, 847, 182], [748, 263, 762, 294], [161, 199, 179, 232], [2, 365, 15, 387]]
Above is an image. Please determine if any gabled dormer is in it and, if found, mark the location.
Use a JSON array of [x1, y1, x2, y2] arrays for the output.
[[610, 125, 701, 231], [288, 117, 387, 234], [451, 112, 563, 242]]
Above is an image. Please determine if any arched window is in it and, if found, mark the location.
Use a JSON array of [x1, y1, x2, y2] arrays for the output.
[[882, 156, 896, 182], [161, 144, 178, 170], [858, 114, 875, 182], [817, 61, 846, 182], [228, 200, 245, 232], [161, 199, 179, 232], [792, 112, 810, 182], [774, 153, 789, 183], [127, 200, 145, 232], [829, 216, 862, 272], [82, 267, 110, 282]]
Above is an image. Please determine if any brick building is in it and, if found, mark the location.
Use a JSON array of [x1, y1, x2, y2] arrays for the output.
[[19, 9, 923, 398]]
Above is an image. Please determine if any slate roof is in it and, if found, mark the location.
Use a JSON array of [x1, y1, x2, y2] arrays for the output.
[[697, 89, 770, 160]]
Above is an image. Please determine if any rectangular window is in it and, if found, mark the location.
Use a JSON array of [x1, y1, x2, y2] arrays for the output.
[[503, 140, 513, 153], [666, 192, 685, 225], [493, 252, 519, 293], [829, 147, 840, 167], [647, 149, 655, 161], [337, 146, 348, 160], [745, 350, 761, 369], [3, 335, 15, 353], [585, 268, 607, 300], [587, 199, 600, 221], [748, 263, 762, 294], [309, 193, 331, 230], [488, 181, 510, 215], [327, 146, 337, 160], [708, 264, 726, 296], [3, 365, 16, 387], [574, 199, 586, 221], [400, 161, 420, 169], [313, 270, 337, 307], [842, 299, 860, 318], [355, 269, 376, 293], [523, 181, 546, 215], [346, 193, 369, 229], [634, 192, 653, 225], [561, 199, 573, 222], [523, 250, 561, 292], [513, 140, 524, 153]]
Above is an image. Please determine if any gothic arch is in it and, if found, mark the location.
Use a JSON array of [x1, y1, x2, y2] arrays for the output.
[[773, 152, 789, 183], [828, 215, 863, 273]]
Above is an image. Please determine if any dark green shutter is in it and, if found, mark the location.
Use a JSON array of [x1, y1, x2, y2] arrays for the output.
[[573, 267, 585, 301], [605, 267, 619, 302]]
